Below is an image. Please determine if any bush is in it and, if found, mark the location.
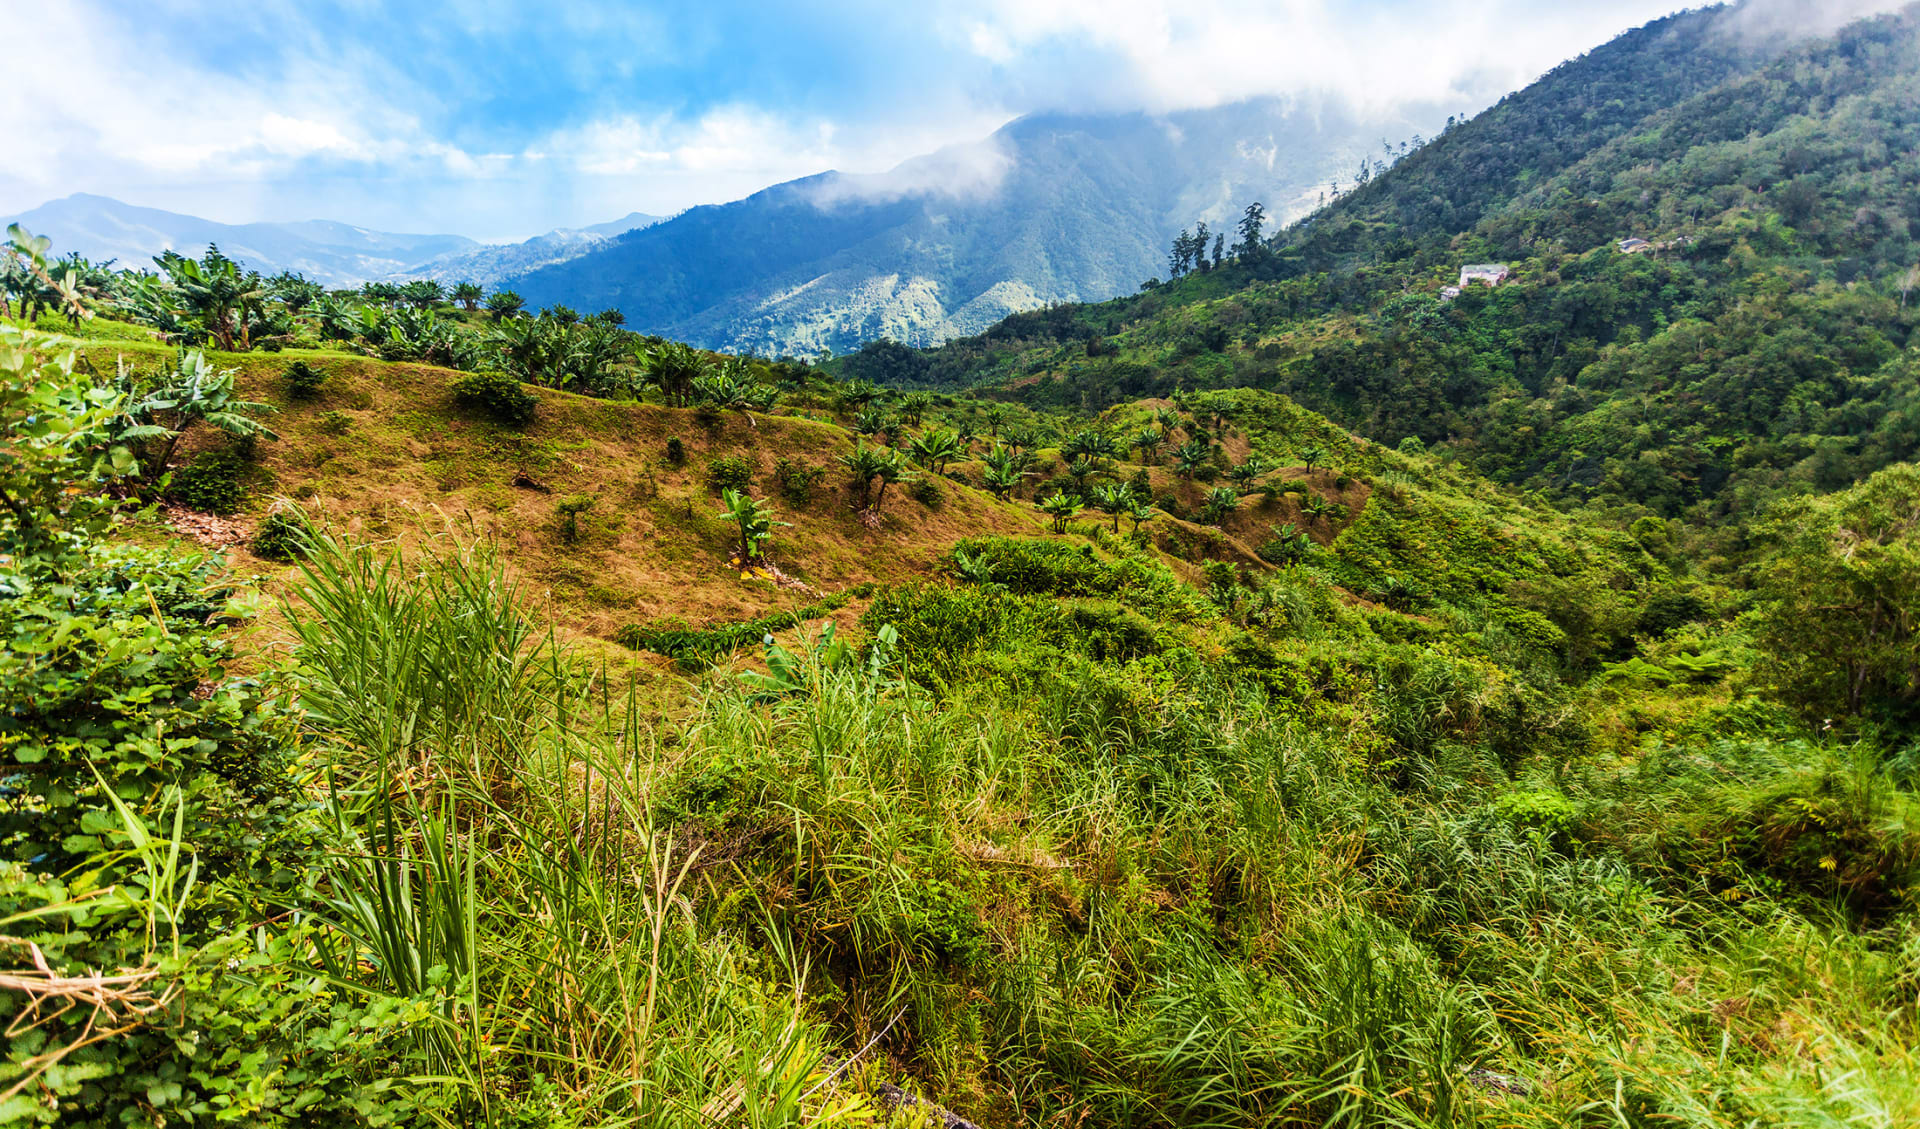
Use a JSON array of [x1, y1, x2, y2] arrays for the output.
[[909, 477, 945, 509], [319, 410, 351, 436], [665, 435, 687, 465], [170, 450, 248, 513], [706, 455, 753, 493], [451, 371, 537, 426], [285, 359, 327, 399], [773, 457, 825, 503], [251, 510, 312, 561]]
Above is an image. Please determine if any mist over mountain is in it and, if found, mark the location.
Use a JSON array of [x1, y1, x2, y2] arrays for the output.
[[382, 212, 664, 290], [2, 193, 479, 286], [1, 194, 662, 291], [505, 97, 1458, 356]]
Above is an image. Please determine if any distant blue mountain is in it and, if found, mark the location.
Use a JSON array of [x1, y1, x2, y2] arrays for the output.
[[506, 97, 1453, 356], [3, 193, 479, 286], [2, 194, 661, 290]]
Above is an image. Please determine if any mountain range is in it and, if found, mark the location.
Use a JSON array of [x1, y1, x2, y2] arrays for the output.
[[0, 193, 660, 289], [506, 97, 1455, 356]]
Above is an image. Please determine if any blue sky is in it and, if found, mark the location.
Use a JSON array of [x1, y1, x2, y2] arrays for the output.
[[5, 0, 1890, 240]]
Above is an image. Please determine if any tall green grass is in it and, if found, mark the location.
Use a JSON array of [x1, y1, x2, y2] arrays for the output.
[[270, 531, 1920, 1127]]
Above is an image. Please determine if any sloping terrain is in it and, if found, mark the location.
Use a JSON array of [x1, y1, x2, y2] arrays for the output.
[[507, 96, 1452, 356]]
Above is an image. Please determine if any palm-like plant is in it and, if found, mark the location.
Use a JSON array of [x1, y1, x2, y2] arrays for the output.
[[637, 340, 708, 408], [908, 428, 962, 475], [692, 359, 779, 426], [401, 279, 444, 310], [839, 442, 909, 513], [1090, 482, 1132, 532], [1173, 438, 1213, 479], [1061, 428, 1119, 463], [838, 379, 882, 411], [898, 391, 934, 426], [717, 488, 786, 566], [1300, 493, 1347, 528], [451, 282, 483, 311], [118, 349, 279, 480], [983, 404, 1007, 440], [1226, 457, 1270, 490], [484, 289, 526, 323], [1065, 457, 1101, 490], [1297, 444, 1328, 475], [1201, 486, 1240, 525], [1127, 500, 1157, 537], [1037, 491, 1082, 534], [154, 245, 267, 352], [982, 463, 1025, 500], [852, 408, 894, 440], [1131, 426, 1165, 464], [1156, 408, 1181, 438]]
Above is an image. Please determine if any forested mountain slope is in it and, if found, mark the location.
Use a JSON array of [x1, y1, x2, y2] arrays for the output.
[[506, 97, 1450, 357], [875, 3, 1920, 526]]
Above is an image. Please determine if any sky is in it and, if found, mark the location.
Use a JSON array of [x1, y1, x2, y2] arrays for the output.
[[0, 0, 1897, 241]]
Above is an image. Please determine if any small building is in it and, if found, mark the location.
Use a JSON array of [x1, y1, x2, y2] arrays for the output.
[[1617, 238, 1652, 254], [1459, 263, 1510, 287], [1439, 285, 1463, 302]]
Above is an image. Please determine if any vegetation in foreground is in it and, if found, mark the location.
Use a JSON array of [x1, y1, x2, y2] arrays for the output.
[[4, 309, 1919, 1128]]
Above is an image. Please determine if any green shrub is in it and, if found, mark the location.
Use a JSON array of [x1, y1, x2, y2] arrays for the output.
[[706, 454, 753, 493], [665, 435, 687, 465], [251, 509, 312, 561], [557, 495, 596, 543], [909, 477, 944, 508], [772, 456, 825, 503], [170, 450, 248, 513], [319, 410, 351, 436], [451, 370, 537, 426], [613, 584, 876, 670], [285, 359, 327, 399]]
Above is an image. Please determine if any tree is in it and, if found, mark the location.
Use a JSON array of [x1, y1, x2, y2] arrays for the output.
[[1156, 408, 1181, 438], [1201, 486, 1240, 524], [1131, 427, 1165, 465], [401, 280, 444, 310], [117, 349, 279, 484], [1065, 457, 1100, 491], [1753, 465, 1920, 725], [692, 358, 779, 426], [484, 289, 526, 322], [638, 340, 708, 409], [717, 488, 785, 566], [899, 391, 934, 426], [451, 282, 483, 311], [839, 442, 909, 513], [1090, 482, 1132, 532], [154, 245, 267, 352], [1236, 202, 1266, 260], [908, 428, 962, 476], [0, 328, 131, 548], [1297, 445, 1328, 474], [1173, 439, 1212, 479], [1038, 491, 1082, 534], [983, 463, 1024, 499], [838, 378, 883, 411], [1226, 457, 1269, 490], [1126, 500, 1156, 538]]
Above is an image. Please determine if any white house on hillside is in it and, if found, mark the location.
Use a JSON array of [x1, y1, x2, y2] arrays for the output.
[[1459, 263, 1510, 287]]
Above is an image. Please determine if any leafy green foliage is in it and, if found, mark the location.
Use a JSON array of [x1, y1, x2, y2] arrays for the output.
[[450, 370, 538, 426], [705, 454, 753, 493]]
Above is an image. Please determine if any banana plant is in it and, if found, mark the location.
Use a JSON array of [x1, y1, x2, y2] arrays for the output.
[[1090, 482, 1132, 532], [718, 488, 786, 566], [1037, 491, 1082, 534]]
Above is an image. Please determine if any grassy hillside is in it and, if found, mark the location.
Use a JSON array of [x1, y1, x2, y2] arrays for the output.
[[12, 307, 1920, 1127]]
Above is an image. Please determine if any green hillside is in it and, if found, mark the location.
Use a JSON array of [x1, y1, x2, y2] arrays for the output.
[[878, 5, 1920, 530], [6, 6, 1920, 1127]]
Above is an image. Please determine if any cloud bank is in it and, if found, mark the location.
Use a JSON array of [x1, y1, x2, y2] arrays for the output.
[[5, 0, 1909, 239]]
